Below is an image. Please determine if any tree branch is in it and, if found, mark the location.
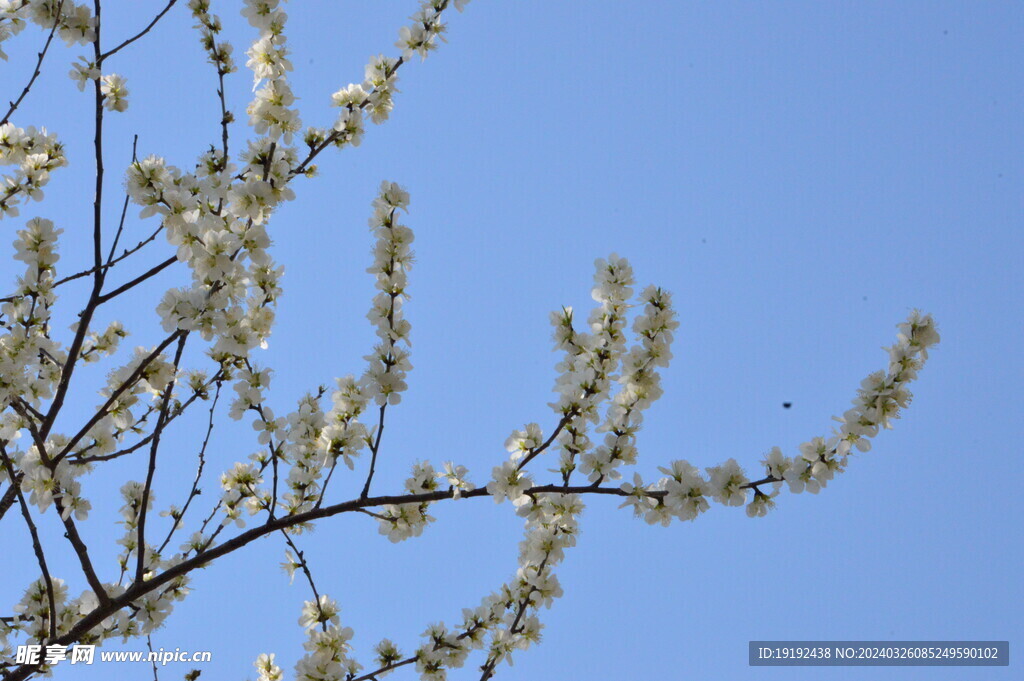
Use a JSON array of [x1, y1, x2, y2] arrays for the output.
[[51, 330, 186, 466], [135, 333, 188, 585], [0, 445, 57, 641], [156, 381, 221, 557], [0, 0, 65, 127], [96, 255, 177, 305], [99, 0, 178, 62]]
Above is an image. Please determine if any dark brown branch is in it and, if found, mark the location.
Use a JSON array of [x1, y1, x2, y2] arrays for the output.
[[146, 636, 159, 681], [10, 395, 44, 428], [96, 255, 177, 305], [52, 223, 165, 289], [278, 533, 327, 630], [0, 482, 626, 681], [40, 0, 107, 442], [12, 396, 45, 425], [215, 66, 230, 166], [103, 134, 139, 265], [0, 445, 57, 641], [91, 0, 104, 273], [155, 381, 221, 556], [517, 413, 571, 471], [359, 403, 387, 500], [0, 0, 66, 127], [99, 0, 179, 62], [51, 330, 186, 466], [72, 379, 212, 465], [135, 333, 188, 584], [349, 658, 417, 681], [0, 474, 22, 522], [55, 498, 111, 607]]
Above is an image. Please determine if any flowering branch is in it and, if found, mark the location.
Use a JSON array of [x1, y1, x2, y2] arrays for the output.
[[0, 2, 939, 680]]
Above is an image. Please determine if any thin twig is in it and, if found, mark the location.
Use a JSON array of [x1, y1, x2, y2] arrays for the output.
[[146, 635, 159, 681], [0, 0, 66, 127], [103, 134, 140, 264], [277, 533, 327, 630], [156, 381, 222, 556], [0, 445, 57, 641], [136, 333, 189, 584], [52, 223, 165, 289], [51, 330, 185, 466], [40, 0, 108, 442], [99, 0, 179, 62], [96, 255, 177, 304]]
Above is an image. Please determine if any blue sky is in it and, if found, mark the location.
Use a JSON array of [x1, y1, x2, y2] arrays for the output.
[[1, 1, 1020, 679]]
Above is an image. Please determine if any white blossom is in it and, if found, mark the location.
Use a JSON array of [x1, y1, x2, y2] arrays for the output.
[[100, 74, 129, 112]]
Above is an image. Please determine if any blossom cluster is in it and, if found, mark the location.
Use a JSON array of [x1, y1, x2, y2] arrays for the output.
[[244, 0, 301, 143], [188, 0, 236, 78], [618, 310, 941, 525], [0, 569, 187, 667], [0, 124, 67, 219], [16, 442, 89, 521], [484, 256, 679, 504], [67, 60, 127, 112], [221, 181, 416, 526], [311, 0, 470, 157], [0, 0, 95, 61], [318, 376, 370, 473], [580, 284, 678, 483], [99, 74, 128, 112], [469, 493, 582, 676], [219, 460, 267, 526], [114, 480, 156, 574], [277, 392, 328, 517], [1, 0, 473, 674], [111, 482, 193, 634], [547, 256, 638, 484], [254, 595, 359, 681], [133, 147, 285, 366], [6, 578, 71, 646], [1, 218, 64, 411], [363, 180, 413, 407]]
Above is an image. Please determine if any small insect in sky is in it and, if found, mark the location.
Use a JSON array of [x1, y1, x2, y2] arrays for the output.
[[782, 402, 792, 409]]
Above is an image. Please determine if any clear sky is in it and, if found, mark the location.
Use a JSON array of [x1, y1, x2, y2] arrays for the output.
[[1, 1, 1020, 680]]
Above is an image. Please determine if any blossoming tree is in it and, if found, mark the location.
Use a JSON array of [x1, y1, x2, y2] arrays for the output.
[[0, 1, 940, 680]]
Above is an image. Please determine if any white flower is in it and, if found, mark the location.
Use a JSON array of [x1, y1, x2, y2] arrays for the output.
[[897, 309, 940, 359], [298, 594, 340, 631], [706, 458, 748, 507], [69, 57, 98, 90], [254, 652, 283, 681], [505, 423, 543, 460], [100, 74, 129, 112], [660, 460, 710, 521], [438, 461, 474, 499], [486, 461, 533, 506], [280, 551, 300, 585], [761, 446, 791, 491], [746, 491, 777, 518], [619, 473, 654, 517], [377, 503, 433, 542]]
